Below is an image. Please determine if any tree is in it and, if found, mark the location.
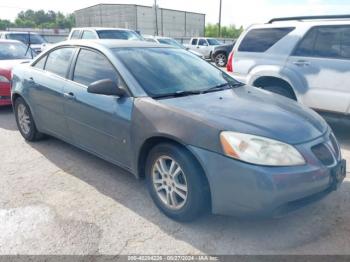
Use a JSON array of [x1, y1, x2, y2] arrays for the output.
[[11, 9, 75, 29], [0, 19, 13, 30], [205, 23, 243, 39]]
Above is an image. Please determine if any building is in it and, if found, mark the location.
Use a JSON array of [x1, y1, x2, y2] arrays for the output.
[[74, 4, 205, 37]]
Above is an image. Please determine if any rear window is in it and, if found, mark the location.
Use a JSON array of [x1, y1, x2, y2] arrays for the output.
[[238, 27, 295, 52], [97, 30, 142, 41]]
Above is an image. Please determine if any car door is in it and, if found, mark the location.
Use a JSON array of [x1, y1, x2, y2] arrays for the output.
[[27, 47, 76, 140], [286, 25, 350, 114], [196, 39, 211, 58], [63, 48, 134, 168]]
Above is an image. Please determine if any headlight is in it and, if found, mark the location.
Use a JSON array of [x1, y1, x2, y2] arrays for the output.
[[220, 131, 305, 166], [0, 75, 9, 83]]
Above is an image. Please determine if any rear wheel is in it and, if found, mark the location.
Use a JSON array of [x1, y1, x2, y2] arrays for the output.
[[14, 97, 43, 141], [214, 52, 227, 67], [146, 143, 210, 222]]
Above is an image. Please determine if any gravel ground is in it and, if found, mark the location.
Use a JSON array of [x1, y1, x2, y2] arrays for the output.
[[0, 105, 350, 255]]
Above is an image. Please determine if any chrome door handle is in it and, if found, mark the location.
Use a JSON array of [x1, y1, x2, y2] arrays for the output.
[[293, 60, 310, 66], [63, 92, 75, 99]]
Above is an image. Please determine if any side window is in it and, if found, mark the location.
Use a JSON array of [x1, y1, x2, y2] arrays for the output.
[[70, 30, 81, 39], [313, 27, 342, 58], [45, 48, 75, 78], [293, 28, 317, 57], [294, 26, 350, 59], [238, 27, 295, 52], [82, 31, 97, 39], [191, 38, 198, 45], [198, 39, 208, 46], [33, 55, 47, 70], [73, 49, 117, 86]]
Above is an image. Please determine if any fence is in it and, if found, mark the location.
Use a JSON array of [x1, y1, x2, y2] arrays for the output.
[[4, 28, 236, 44]]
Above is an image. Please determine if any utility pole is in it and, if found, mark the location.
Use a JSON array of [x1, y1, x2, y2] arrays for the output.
[[154, 0, 159, 36], [218, 0, 222, 37]]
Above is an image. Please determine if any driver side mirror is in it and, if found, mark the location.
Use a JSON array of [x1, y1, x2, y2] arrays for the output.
[[87, 79, 127, 97]]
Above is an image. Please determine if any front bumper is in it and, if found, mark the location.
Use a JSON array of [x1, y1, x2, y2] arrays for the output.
[[189, 131, 346, 217], [0, 82, 11, 106]]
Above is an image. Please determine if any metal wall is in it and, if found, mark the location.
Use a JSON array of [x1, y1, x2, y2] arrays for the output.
[[75, 4, 205, 37]]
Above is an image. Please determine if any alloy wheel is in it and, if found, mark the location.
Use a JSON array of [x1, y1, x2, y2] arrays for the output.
[[152, 156, 188, 210], [17, 103, 31, 135]]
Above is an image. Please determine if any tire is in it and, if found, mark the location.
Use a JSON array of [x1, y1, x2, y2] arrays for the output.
[[14, 97, 43, 141], [145, 143, 210, 222], [260, 85, 296, 100], [214, 52, 227, 67]]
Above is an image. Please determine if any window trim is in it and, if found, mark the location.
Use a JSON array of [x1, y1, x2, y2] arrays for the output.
[[291, 25, 350, 60], [31, 46, 77, 78], [68, 46, 132, 96]]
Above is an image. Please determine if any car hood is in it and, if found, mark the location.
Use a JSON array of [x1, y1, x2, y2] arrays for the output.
[[156, 86, 328, 145]]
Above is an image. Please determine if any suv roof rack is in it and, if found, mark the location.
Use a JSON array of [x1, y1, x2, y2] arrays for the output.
[[268, 15, 350, 23]]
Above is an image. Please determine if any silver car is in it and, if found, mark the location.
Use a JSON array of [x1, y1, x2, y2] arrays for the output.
[[228, 15, 350, 116]]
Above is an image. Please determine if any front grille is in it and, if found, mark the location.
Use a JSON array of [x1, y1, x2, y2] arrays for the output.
[[329, 133, 340, 159], [311, 143, 334, 166]]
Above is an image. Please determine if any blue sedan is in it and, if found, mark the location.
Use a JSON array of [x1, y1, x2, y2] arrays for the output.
[[11, 40, 346, 221]]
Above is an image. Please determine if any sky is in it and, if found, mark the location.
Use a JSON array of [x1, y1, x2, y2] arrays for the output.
[[1, 0, 350, 28]]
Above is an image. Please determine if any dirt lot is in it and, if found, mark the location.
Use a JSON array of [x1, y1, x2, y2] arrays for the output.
[[0, 105, 350, 255]]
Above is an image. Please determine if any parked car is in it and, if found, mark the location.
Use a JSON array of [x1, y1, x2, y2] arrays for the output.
[[12, 40, 346, 221], [142, 35, 204, 58], [0, 40, 33, 106], [227, 15, 350, 116], [0, 32, 48, 54], [185, 37, 222, 59], [68, 27, 144, 41], [212, 42, 235, 67]]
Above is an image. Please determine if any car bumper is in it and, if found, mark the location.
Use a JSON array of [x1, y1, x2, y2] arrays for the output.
[[0, 82, 11, 106], [188, 132, 346, 217]]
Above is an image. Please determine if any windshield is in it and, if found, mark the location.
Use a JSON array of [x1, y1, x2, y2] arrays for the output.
[[113, 47, 239, 97], [0, 42, 33, 60], [6, 33, 47, 45], [157, 38, 184, 48], [207, 38, 221, 45], [97, 30, 143, 41]]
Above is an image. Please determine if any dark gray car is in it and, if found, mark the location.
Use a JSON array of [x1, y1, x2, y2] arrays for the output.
[[11, 40, 346, 221]]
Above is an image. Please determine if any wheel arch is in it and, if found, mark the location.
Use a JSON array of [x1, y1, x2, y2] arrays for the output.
[[252, 76, 298, 100], [137, 135, 212, 210]]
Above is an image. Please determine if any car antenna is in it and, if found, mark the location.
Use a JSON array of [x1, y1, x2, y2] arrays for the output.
[[24, 32, 32, 58]]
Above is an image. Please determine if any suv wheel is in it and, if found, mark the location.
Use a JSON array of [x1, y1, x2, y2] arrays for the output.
[[214, 52, 227, 67], [146, 143, 210, 222], [14, 97, 43, 141]]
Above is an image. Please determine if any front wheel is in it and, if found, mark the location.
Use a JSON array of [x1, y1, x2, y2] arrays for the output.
[[146, 143, 210, 222], [14, 97, 43, 141]]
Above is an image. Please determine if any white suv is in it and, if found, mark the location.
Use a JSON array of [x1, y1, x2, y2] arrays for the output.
[[227, 15, 350, 116]]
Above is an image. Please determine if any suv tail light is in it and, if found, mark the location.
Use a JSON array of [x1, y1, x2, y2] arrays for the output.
[[226, 51, 234, 72]]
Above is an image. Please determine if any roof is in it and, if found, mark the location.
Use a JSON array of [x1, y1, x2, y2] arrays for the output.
[[0, 39, 24, 44], [57, 39, 172, 49], [71, 27, 135, 32], [1, 31, 41, 35], [74, 3, 205, 16]]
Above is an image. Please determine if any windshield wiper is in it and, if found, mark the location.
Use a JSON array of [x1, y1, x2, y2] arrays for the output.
[[152, 90, 201, 99], [202, 82, 245, 94]]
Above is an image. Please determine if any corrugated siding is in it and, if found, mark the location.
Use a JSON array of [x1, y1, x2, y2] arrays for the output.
[[75, 4, 205, 37]]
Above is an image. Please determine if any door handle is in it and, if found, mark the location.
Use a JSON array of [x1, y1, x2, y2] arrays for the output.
[[293, 60, 310, 66], [28, 77, 35, 83], [63, 92, 75, 99]]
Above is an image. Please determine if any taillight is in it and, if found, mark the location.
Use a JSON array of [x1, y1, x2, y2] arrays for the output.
[[226, 51, 234, 72]]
